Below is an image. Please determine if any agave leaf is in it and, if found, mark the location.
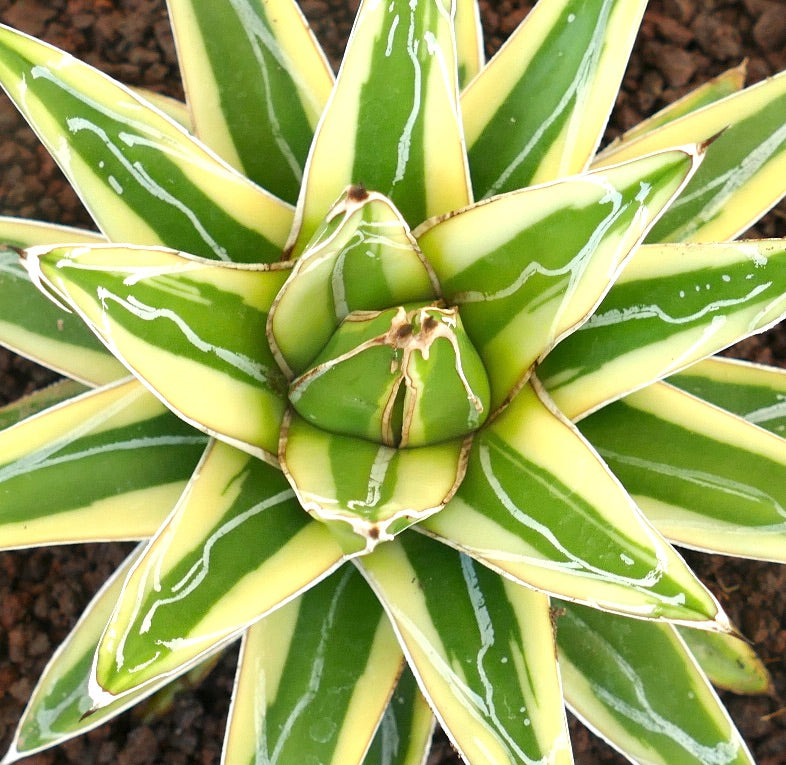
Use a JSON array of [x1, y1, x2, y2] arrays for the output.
[[676, 627, 771, 695], [128, 87, 192, 129], [0, 379, 87, 430], [670, 356, 786, 437], [0, 24, 293, 263], [423, 380, 727, 627], [167, 0, 333, 203], [0, 222, 125, 385], [557, 603, 755, 765], [363, 669, 434, 765], [594, 70, 786, 243], [358, 533, 572, 765], [223, 568, 402, 765], [602, 63, 747, 151], [461, 0, 647, 197], [91, 440, 344, 701], [0, 217, 104, 249], [280, 411, 470, 555], [24, 243, 290, 461], [269, 188, 438, 377], [539, 239, 786, 420], [0, 546, 218, 763], [416, 147, 703, 412], [454, 0, 483, 89], [291, 0, 471, 253], [578, 382, 786, 562], [0, 378, 205, 549]]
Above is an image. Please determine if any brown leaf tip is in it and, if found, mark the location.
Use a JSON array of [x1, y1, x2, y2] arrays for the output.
[[347, 184, 369, 202]]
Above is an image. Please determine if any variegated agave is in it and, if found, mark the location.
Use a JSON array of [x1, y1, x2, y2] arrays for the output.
[[0, 0, 785, 763]]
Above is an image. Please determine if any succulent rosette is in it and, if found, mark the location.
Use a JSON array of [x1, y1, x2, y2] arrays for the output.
[[0, 0, 785, 763]]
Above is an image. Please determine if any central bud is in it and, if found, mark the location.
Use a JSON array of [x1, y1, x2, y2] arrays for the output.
[[288, 303, 490, 447]]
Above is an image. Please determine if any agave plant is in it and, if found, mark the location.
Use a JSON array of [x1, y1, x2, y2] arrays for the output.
[[0, 0, 785, 763]]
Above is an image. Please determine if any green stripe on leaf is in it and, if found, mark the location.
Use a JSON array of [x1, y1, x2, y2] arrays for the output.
[[423, 380, 727, 627], [540, 239, 786, 420], [0, 379, 205, 549], [462, 0, 647, 196], [0, 24, 293, 263], [91, 440, 344, 700], [359, 534, 572, 765], [25, 243, 291, 460], [579, 382, 786, 562], [224, 568, 402, 765], [169, 0, 333, 203]]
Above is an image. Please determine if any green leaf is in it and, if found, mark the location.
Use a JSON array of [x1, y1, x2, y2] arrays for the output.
[[269, 189, 438, 377], [280, 411, 470, 555], [462, 0, 647, 196], [540, 239, 786, 420], [677, 627, 771, 695], [359, 533, 572, 765], [0, 221, 125, 385], [595, 69, 786, 243], [363, 669, 434, 765], [670, 356, 786, 438], [601, 63, 747, 151], [0, 546, 220, 762], [288, 305, 489, 447], [26, 243, 290, 461], [557, 602, 754, 765], [0, 378, 205, 550], [291, 0, 471, 252], [0, 24, 293, 263], [579, 382, 786, 562], [416, 147, 704, 412], [91, 440, 344, 701], [223, 568, 402, 765], [168, 0, 333, 203], [423, 380, 727, 627]]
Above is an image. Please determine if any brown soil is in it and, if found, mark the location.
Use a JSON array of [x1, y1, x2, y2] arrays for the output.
[[0, 1, 784, 764]]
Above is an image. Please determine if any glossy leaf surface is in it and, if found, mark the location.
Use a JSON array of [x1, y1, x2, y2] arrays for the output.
[[224, 568, 402, 765], [292, 0, 470, 251], [463, 0, 647, 196], [168, 0, 333, 203], [558, 603, 754, 765], [417, 148, 701, 409], [359, 533, 572, 765], [596, 70, 786, 243], [92, 441, 344, 700], [670, 357, 786, 438], [579, 382, 786, 561], [0, 379, 205, 549], [26, 244, 290, 460], [280, 411, 470, 555], [540, 240, 786, 420], [0, 24, 293, 263], [423, 381, 726, 626], [269, 189, 438, 377]]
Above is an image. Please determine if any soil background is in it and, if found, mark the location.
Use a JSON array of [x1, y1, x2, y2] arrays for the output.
[[0, 0, 784, 763]]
